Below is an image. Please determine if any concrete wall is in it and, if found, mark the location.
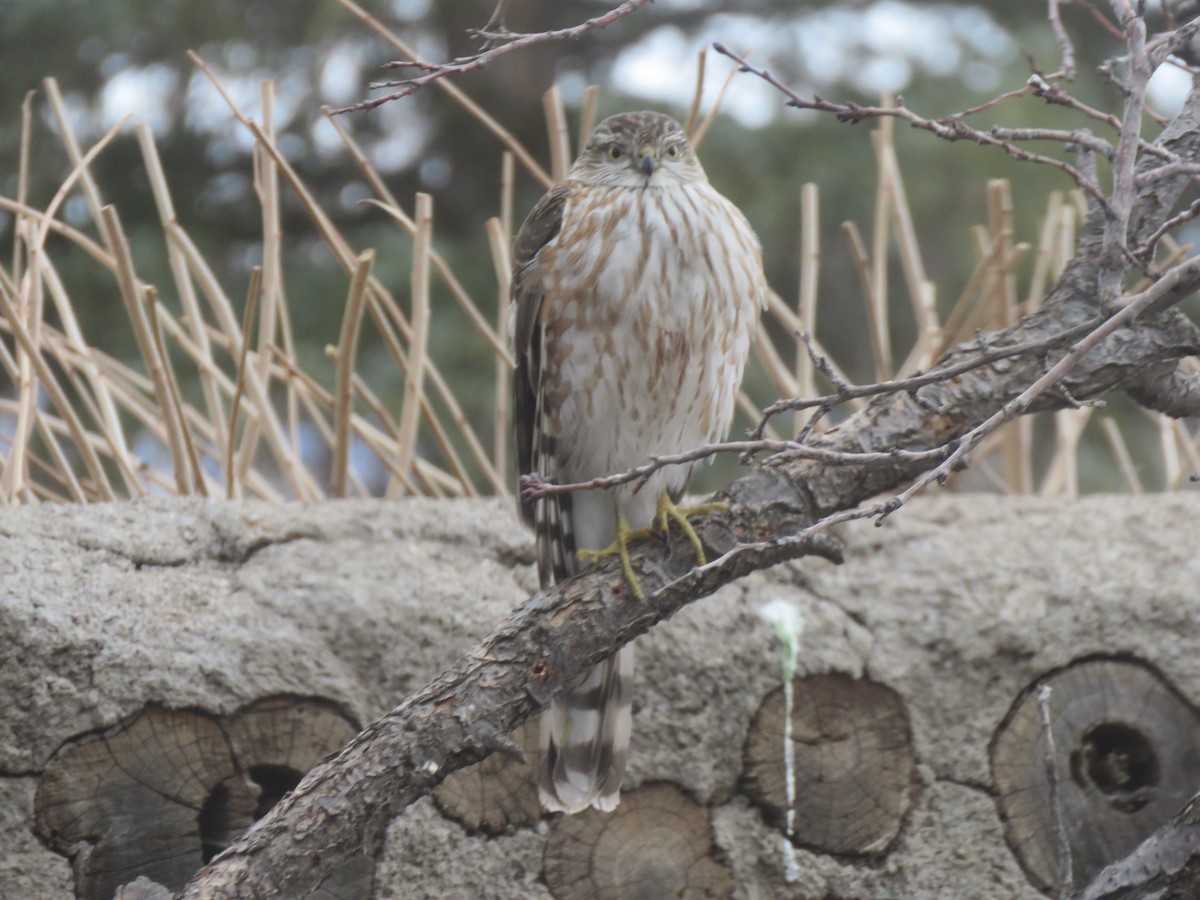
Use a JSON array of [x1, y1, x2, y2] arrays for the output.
[[3, 494, 1198, 898]]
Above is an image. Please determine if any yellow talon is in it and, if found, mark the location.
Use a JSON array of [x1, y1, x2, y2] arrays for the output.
[[656, 494, 725, 565], [578, 514, 647, 599]]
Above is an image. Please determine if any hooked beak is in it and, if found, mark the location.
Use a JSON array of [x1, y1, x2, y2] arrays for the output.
[[637, 145, 657, 177]]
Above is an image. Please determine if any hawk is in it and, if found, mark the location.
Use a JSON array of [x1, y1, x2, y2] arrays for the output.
[[513, 111, 765, 813]]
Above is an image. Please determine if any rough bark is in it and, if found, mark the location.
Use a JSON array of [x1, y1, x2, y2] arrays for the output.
[[1078, 794, 1200, 899]]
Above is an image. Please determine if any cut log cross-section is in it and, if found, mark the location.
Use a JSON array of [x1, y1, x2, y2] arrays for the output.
[[432, 719, 542, 834], [541, 782, 735, 899], [742, 673, 917, 856], [34, 697, 360, 899], [991, 657, 1200, 895], [34, 707, 246, 900]]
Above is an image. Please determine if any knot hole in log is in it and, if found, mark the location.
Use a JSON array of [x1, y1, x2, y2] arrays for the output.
[[1069, 722, 1160, 814], [991, 656, 1200, 895], [196, 763, 304, 862], [35, 696, 361, 899]]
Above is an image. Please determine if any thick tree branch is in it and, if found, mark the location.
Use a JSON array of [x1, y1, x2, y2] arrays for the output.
[[1078, 792, 1200, 898], [1127, 365, 1200, 417]]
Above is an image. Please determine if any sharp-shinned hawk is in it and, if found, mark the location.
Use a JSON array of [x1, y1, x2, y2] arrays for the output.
[[513, 110, 765, 813]]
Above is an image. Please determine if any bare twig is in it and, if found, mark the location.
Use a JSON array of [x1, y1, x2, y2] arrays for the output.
[[752, 319, 1100, 440], [1138, 196, 1200, 261], [520, 438, 952, 502], [713, 44, 1112, 212], [339, 0, 651, 111], [1098, 2, 1153, 308], [870, 255, 1200, 522], [1049, 0, 1077, 80]]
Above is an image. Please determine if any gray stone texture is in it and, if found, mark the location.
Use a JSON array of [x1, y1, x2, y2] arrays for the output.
[[1, 493, 1197, 898]]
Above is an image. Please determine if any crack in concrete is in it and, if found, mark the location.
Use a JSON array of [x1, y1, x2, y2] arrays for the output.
[[936, 775, 996, 798]]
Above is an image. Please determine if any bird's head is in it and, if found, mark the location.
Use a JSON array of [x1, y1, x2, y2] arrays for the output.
[[572, 111, 706, 188]]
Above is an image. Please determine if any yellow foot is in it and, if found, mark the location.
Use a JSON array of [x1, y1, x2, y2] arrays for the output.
[[655, 495, 726, 565], [578, 514, 647, 599]]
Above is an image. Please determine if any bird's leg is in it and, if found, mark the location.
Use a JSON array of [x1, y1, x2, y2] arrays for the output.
[[655, 493, 726, 565], [577, 513, 646, 599]]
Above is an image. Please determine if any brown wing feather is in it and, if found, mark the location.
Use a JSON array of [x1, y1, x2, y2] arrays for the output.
[[512, 181, 573, 529]]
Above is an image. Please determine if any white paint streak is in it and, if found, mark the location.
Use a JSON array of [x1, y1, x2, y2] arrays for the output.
[[759, 597, 806, 883]]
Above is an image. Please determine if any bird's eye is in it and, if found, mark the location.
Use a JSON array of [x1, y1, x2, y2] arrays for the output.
[[607, 145, 624, 161], [665, 144, 680, 159]]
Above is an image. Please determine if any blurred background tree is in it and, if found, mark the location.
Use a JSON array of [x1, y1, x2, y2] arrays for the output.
[[1, 0, 1194, 495]]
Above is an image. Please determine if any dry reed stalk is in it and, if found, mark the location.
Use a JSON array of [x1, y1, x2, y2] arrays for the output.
[[689, 51, 741, 150], [0, 297, 70, 503], [841, 220, 890, 381], [487, 217, 513, 479], [1100, 418, 1144, 494], [243, 81, 287, 481], [323, 113, 513, 366], [1156, 413, 1182, 488], [269, 350, 370, 498], [1026, 191, 1064, 310], [138, 124, 229, 459], [1052, 198, 1077, 281], [101, 206, 194, 494], [41, 327, 146, 496], [0, 395, 85, 502], [685, 47, 708, 136], [226, 267, 259, 499], [0, 286, 115, 500], [936, 227, 1010, 355], [1171, 420, 1200, 488], [146, 287, 209, 496], [874, 128, 935, 337], [271, 350, 421, 496], [543, 86, 571, 182], [500, 151, 515, 238], [4, 109, 131, 500], [41, 79, 108, 228], [987, 180, 1018, 326], [763, 290, 860, 407], [322, 106, 399, 205], [751, 321, 799, 402], [362, 199, 513, 365], [870, 111, 894, 375], [191, 61, 495, 494], [579, 86, 600, 154], [11, 91, 33, 302], [359, 293, 482, 495], [241, 121, 503, 492], [394, 193, 433, 490], [879, 139, 939, 377], [331, 249, 375, 498], [988, 180, 1032, 494], [942, 244, 1029, 356], [1039, 408, 1092, 497], [169, 223, 320, 499], [4, 239, 38, 502], [795, 183, 820, 437]]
